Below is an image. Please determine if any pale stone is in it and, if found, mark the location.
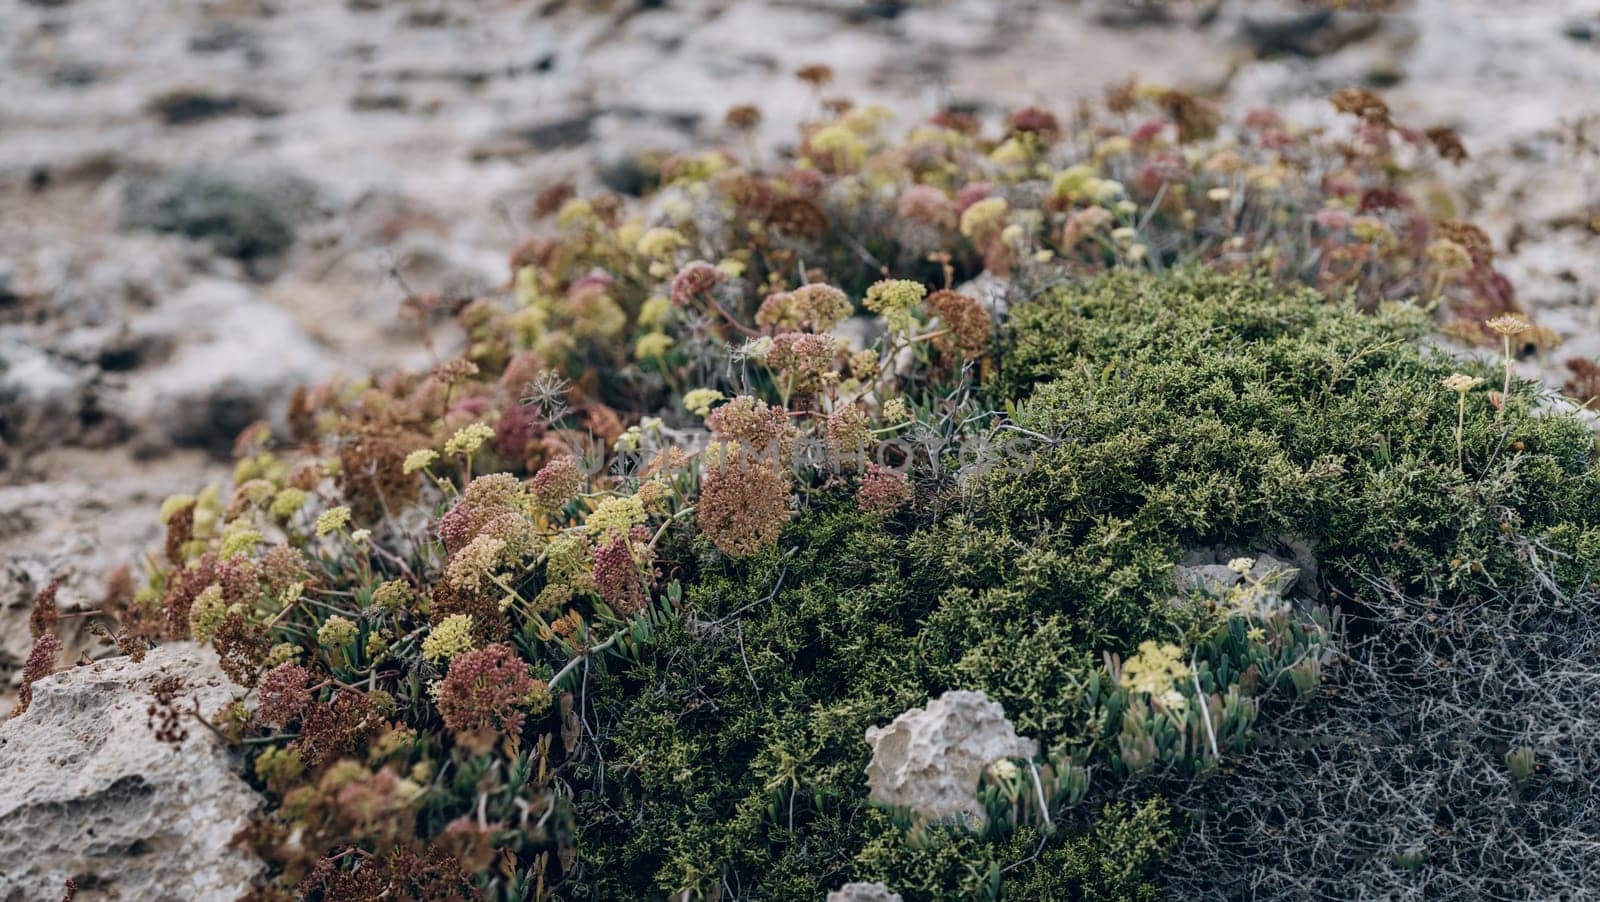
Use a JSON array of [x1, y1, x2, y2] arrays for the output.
[[827, 881, 904, 902], [0, 643, 262, 901], [864, 690, 1037, 829]]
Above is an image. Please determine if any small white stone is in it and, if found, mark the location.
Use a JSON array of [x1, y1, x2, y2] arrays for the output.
[[827, 881, 904, 902], [864, 689, 1037, 828]]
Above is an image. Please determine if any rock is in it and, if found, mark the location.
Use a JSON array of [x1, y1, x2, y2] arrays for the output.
[[827, 882, 904, 902], [864, 689, 1037, 829], [117, 278, 335, 455], [1174, 549, 1300, 599], [0, 333, 95, 451], [955, 272, 1011, 316], [0, 643, 262, 900]]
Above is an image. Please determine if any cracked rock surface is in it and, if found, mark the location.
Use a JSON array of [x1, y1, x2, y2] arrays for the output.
[[827, 882, 905, 902], [864, 689, 1037, 828], [0, 643, 261, 901]]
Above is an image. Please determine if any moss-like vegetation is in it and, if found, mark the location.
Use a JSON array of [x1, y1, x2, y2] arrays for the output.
[[566, 269, 1600, 898]]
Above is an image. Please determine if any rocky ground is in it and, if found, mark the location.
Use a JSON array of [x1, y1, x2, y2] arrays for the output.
[[2, 0, 1597, 699]]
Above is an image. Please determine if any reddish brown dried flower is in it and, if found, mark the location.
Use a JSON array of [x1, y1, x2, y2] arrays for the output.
[[897, 184, 957, 230], [261, 544, 308, 598], [926, 290, 992, 359], [294, 691, 381, 771], [213, 612, 267, 688], [795, 63, 833, 87], [429, 576, 511, 644], [928, 110, 979, 134], [697, 447, 792, 557], [532, 182, 575, 219], [706, 395, 798, 464], [1105, 78, 1139, 114], [531, 455, 582, 510], [1563, 358, 1600, 409], [1437, 220, 1495, 266], [102, 564, 134, 613], [857, 463, 914, 514], [1331, 88, 1392, 127], [338, 426, 421, 520], [439, 473, 527, 555], [28, 579, 59, 640], [430, 358, 480, 387], [669, 261, 727, 307], [825, 405, 873, 463], [1425, 126, 1468, 164], [592, 533, 650, 616], [165, 501, 195, 566], [9, 633, 62, 719], [287, 386, 316, 444], [1157, 90, 1221, 143], [163, 553, 217, 640], [725, 104, 762, 131], [302, 844, 474, 902], [821, 96, 854, 117], [766, 197, 830, 242], [218, 553, 263, 606], [1358, 187, 1410, 213], [768, 332, 838, 391], [436, 643, 537, 737], [1005, 105, 1062, 143], [492, 401, 541, 464], [258, 663, 313, 727]]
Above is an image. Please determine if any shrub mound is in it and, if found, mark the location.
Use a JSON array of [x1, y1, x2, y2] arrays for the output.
[[12, 83, 1598, 901], [569, 269, 1599, 899]]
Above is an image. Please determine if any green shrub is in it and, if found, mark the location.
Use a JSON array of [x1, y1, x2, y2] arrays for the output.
[[567, 268, 1600, 898]]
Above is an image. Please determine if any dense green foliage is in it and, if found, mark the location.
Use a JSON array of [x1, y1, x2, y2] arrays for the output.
[[568, 268, 1600, 898]]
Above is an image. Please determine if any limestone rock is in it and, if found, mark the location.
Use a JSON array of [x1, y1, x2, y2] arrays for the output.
[[827, 882, 904, 902], [117, 278, 335, 455], [864, 690, 1037, 829], [1174, 549, 1302, 599], [0, 643, 262, 901]]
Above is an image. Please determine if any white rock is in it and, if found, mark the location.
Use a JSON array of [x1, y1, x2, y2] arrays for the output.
[[0, 643, 262, 901], [117, 277, 335, 453], [864, 689, 1037, 829], [827, 882, 904, 902], [1174, 550, 1299, 598]]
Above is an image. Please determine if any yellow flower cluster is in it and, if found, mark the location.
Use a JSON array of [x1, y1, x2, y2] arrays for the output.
[[270, 488, 308, 520], [422, 614, 476, 662], [634, 332, 675, 360], [959, 197, 1009, 240], [585, 494, 646, 536], [444, 423, 495, 457], [1119, 640, 1192, 698], [683, 388, 726, 418], [220, 521, 264, 557], [636, 227, 687, 259], [808, 124, 868, 171], [863, 279, 926, 333], [403, 448, 439, 474], [446, 534, 507, 592], [1441, 373, 1484, 394], [318, 615, 358, 649], [314, 505, 351, 537]]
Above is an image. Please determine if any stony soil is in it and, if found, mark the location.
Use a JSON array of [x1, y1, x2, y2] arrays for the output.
[[2, 0, 1597, 697]]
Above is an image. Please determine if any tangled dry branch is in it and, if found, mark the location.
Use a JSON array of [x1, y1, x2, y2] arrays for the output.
[[1165, 549, 1600, 900]]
